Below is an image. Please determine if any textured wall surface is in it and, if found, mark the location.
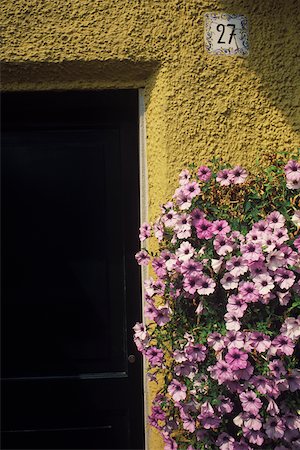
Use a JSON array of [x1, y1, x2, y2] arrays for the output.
[[1, 0, 300, 447]]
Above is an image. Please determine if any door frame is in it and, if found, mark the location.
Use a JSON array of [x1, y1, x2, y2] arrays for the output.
[[138, 89, 149, 450]]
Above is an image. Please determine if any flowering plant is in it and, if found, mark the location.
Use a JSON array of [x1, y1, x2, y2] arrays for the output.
[[134, 155, 300, 450]]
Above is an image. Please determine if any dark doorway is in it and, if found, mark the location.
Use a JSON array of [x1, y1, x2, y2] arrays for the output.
[[1, 90, 144, 449]]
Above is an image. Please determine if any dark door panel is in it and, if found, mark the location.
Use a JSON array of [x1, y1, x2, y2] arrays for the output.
[[1, 91, 144, 449], [3, 129, 126, 377], [3, 378, 130, 449]]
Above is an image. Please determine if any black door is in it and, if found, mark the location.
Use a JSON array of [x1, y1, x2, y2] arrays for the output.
[[1, 91, 144, 449]]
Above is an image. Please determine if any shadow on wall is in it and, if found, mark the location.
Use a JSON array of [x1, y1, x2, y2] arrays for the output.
[[1, 59, 160, 91], [219, 0, 300, 135]]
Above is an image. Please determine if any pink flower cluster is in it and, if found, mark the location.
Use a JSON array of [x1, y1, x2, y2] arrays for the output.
[[134, 160, 300, 450], [284, 160, 300, 190]]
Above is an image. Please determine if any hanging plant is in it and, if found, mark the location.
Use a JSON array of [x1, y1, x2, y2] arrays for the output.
[[134, 153, 300, 450]]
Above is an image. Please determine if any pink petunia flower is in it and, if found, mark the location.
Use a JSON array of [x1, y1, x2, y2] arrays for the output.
[[281, 244, 299, 265], [174, 361, 198, 378], [174, 213, 192, 239], [264, 416, 285, 439], [208, 360, 234, 384], [273, 227, 289, 244], [227, 295, 248, 317], [195, 218, 214, 240], [146, 346, 164, 367], [183, 274, 201, 295], [211, 220, 231, 235], [221, 272, 239, 290], [179, 169, 190, 185], [241, 242, 262, 262], [133, 322, 148, 341], [238, 281, 260, 303], [173, 187, 192, 210], [283, 411, 300, 430], [270, 334, 295, 356], [182, 181, 201, 199], [287, 369, 300, 392], [266, 398, 280, 416], [246, 229, 263, 245], [225, 347, 248, 370], [216, 433, 235, 450], [284, 159, 300, 175], [216, 169, 233, 186], [164, 253, 178, 272], [152, 257, 167, 277], [250, 375, 277, 396], [229, 166, 248, 184], [253, 220, 269, 233], [247, 332, 271, 353], [153, 219, 164, 241], [145, 301, 158, 320], [162, 209, 178, 228], [176, 241, 195, 262], [274, 268, 296, 290], [239, 391, 263, 415], [211, 257, 224, 274], [185, 343, 207, 362], [243, 429, 264, 446], [152, 279, 165, 296], [253, 273, 274, 295], [173, 349, 187, 363], [182, 414, 196, 433], [259, 231, 276, 252], [286, 171, 300, 189], [268, 360, 287, 378], [135, 250, 151, 266], [266, 250, 285, 271], [217, 396, 234, 415], [198, 402, 221, 429], [190, 208, 206, 227], [214, 235, 234, 256], [267, 211, 286, 229], [294, 236, 300, 250], [224, 330, 245, 349], [280, 316, 300, 341], [197, 275, 216, 295], [197, 165, 212, 182], [277, 290, 291, 306], [234, 361, 254, 381], [207, 332, 225, 352], [167, 379, 187, 402], [224, 312, 241, 331], [153, 306, 171, 326], [139, 222, 151, 241], [226, 256, 248, 277], [248, 259, 268, 277], [243, 413, 263, 431], [180, 259, 203, 277]]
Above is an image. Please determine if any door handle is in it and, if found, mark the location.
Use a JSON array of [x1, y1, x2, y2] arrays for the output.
[[128, 354, 136, 364]]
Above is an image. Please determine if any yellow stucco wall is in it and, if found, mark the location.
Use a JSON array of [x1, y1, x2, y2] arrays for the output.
[[1, 0, 300, 448]]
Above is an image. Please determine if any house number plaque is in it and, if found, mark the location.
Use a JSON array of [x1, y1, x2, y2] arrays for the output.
[[204, 13, 249, 57]]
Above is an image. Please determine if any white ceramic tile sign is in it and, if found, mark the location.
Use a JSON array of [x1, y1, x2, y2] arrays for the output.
[[204, 13, 249, 57]]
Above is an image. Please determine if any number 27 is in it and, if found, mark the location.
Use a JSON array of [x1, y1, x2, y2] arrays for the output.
[[217, 23, 236, 44]]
